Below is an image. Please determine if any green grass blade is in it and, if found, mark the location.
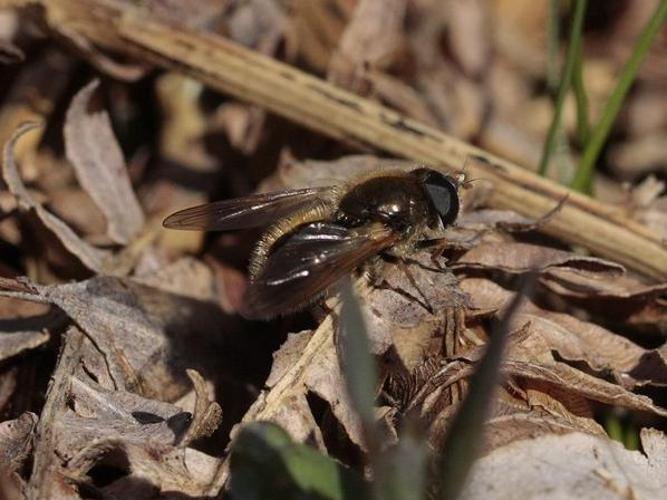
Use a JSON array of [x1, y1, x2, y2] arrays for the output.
[[571, 0, 667, 193], [229, 421, 371, 500], [339, 282, 428, 500], [437, 277, 535, 499], [375, 431, 427, 500], [538, 0, 588, 176], [339, 281, 379, 449], [547, 0, 561, 91], [573, 38, 590, 146]]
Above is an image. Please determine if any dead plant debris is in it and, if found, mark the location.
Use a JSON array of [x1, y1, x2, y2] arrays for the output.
[[0, 1, 666, 499]]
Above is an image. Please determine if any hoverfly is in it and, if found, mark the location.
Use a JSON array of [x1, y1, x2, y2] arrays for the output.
[[163, 167, 462, 319]]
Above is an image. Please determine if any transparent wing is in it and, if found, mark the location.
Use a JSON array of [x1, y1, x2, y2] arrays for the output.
[[242, 222, 397, 319], [163, 187, 329, 231]]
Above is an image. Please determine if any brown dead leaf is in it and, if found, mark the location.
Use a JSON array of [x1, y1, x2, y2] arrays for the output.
[[540, 268, 667, 301], [454, 241, 625, 276], [0, 327, 49, 363], [458, 199, 565, 232], [64, 80, 145, 245], [461, 430, 667, 499], [2, 122, 113, 273], [56, 26, 148, 81], [328, 0, 407, 91], [63, 376, 192, 448], [503, 359, 667, 418], [483, 412, 606, 453], [178, 369, 223, 446], [0, 273, 228, 402], [491, 0, 548, 76], [365, 71, 440, 126], [27, 325, 222, 497], [444, 0, 490, 78], [225, 0, 288, 53], [462, 278, 667, 387], [66, 439, 220, 498], [227, 314, 361, 483], [0, 412, 37, 473]]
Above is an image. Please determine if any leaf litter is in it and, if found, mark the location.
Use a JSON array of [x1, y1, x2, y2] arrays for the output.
[[0, 1, 666, 498]]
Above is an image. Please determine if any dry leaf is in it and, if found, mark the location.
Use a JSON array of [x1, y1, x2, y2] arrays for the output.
[[461, 278, 667, 387], [455, 241, 625, 276], [461, 430, 667, 499], [178, 368, 223, 446], [67, 439, 220, 497], [0, 274, 227, 401], [444, 0, 490, 78], [2, 122, 113, 273], [64, 80, 145, 245], [328, 0, 407, 91], [0, 412, 37, 472], [0, 328, 49, 363]]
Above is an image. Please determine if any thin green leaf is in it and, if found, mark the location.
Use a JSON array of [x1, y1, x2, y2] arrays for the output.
[[546, 0, 561, 91], [437, 277, 536, 499], [538, 0, 588, 176], [571, 0, 667, 193], [339, 282, 427, 500], [605, 414, 624, 443], [572, 38, 590, 146], [339, 280, 379, 449], [229, 421, 370, 500], [624, 423, 640, 451], [374, 430, 427, 500]]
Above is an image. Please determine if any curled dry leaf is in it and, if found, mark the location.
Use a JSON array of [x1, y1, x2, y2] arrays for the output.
[[462, 278, 667, 388], [178, 368, 223, 446], [461, 430, 667, 499], [64, 80, 145, 245], [27, 326, 222, 497], [0, 412, 37, 473], [56, 26, 148, 81], [502, 358, 667, 418], [482, 413, 606, 453], [0, 328, 49, 363], [2, 122, 112, 273], [457, 197, 566, 232], [0, 273, 227, 402], [63, 376, 193, 449], [66, 440, 220, 498], [235, 317, 361, 451], [540, 267, 667, 301], [0, 296, 53, 363], [358, 251, 469, 369], [454, 241, 625, 276]]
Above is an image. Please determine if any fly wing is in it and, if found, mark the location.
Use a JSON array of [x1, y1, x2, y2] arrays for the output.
[[163, 187, 329, 231], [242, 222, 398, 319]]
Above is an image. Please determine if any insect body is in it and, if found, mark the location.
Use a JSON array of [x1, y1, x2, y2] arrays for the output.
[[163, 167, 461, 319]]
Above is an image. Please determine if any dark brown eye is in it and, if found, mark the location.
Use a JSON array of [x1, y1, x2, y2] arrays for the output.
[[417, 169, 460, 227]]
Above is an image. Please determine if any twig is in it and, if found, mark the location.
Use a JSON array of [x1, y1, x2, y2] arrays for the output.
[[4, 0, 667, 279]]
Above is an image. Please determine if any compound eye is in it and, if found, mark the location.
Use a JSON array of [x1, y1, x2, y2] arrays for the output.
[[421, 170, 460, 227]]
